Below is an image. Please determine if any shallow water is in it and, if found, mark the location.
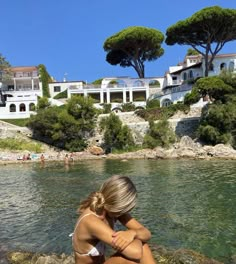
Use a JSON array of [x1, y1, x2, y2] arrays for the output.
[[0, 159, 236, 263]]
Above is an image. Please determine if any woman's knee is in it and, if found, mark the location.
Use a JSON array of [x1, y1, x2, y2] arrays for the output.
[[104, 253, 140, 264]]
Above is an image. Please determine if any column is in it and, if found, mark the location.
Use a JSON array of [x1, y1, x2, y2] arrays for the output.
[[129, 88, 133, 102], [100, 90, 104, 103], [106, 89, 110, 103], [32, 78, 34, 90], [123, 89, 126, 103]]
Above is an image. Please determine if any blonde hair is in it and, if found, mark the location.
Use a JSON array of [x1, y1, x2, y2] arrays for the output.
[[79, 175, 137, 216]]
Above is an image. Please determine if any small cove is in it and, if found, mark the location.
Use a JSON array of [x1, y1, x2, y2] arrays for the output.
[[0, 159, 236, 263]]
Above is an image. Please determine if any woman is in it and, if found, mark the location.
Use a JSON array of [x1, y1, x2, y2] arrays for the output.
[[72, 175, 156, 264]]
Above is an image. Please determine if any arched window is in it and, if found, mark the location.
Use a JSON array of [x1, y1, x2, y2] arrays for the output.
[[161, 99, 172, 107], [29, 103, 35, 111], [10, 104, 16, 112], [133, 80, 144, 87], [189, 70, 193, 79], [220, 63, 226, 71], [183, 72, 187, 81], [229, 61, 235, 72], [19, 103, 26, 112], [149, 80, 160, 87]]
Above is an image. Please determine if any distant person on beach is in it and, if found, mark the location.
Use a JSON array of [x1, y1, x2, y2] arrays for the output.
[[64, 154, 69, 165], [69, 152, 74, 162], [71, 175, 156, 264], [40, 154, 45, 164]]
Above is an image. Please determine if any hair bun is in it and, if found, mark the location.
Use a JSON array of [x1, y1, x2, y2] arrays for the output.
[[90, 192, 105, 212]]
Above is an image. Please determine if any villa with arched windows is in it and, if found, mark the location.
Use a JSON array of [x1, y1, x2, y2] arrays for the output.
[[150, 53, 236, 107], [0, 53, 235, 119], [49, 77, 163, 112], [0, 66, 42, 119]]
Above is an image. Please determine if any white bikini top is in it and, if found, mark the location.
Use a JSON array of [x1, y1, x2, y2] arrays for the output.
[[71, 213, 106, 257]]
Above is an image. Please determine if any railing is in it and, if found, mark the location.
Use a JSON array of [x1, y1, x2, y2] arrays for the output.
[[14, 72, 38, 78], [163, 84, 192, 95]]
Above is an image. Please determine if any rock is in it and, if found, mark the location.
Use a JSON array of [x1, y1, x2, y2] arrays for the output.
[[7, 252, 75, 264], [7, 246, 223, 264], [150, 246, 223, 264], [88, 146, 104, 156], [7, 251, 34, 264], [169, 248, 222, 264], [230, 255, 236, 264]]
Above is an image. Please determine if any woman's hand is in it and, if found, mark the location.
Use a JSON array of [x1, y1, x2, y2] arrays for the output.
[[111, 229, 136, 251]]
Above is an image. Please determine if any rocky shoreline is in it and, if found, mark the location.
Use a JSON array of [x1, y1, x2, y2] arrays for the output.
[[1, 136, 236, 166], [6, 244, 229, 264]]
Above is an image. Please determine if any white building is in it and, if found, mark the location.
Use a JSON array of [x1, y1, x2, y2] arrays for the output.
[[0, 66, 42, 119], [151, 53, 236, 107], [1, 52, 235, 119], [49, 76, 163, 112]]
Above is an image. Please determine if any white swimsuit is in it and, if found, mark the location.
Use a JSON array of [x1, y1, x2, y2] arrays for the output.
[[71, 213, 106, 257]]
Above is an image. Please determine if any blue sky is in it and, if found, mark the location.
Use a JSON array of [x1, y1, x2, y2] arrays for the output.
[[1, 0, 236, 83]]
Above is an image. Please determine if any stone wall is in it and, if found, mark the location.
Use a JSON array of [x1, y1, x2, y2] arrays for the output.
[[90, 110, 201, 146]]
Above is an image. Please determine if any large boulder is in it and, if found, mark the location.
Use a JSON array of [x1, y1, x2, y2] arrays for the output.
[[88, 146, 104, 155]]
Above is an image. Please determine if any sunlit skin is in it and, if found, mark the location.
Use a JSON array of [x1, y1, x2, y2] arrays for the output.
[[73, 207, 156, 264]]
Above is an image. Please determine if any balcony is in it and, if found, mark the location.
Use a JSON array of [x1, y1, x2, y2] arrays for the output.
[[14, 71, 38, 78]]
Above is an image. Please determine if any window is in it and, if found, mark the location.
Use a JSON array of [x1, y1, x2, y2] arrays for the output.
[[189, 70, 193, 79], [183, 72, 187, 81], [162, 99, 172, 107], [54, 86, 61, 92], [220, 63, 226, 71], [10, 104, 16, 112], [8, 85, 14, 91], [229, 61, 235, 72], [19, 103, 26, 112], [29, 103, 35, 111]]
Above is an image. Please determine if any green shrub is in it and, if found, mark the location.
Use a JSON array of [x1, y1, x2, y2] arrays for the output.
[[100, 113, 135, 153], [101, 103, 112, 114], [136, 103, 190, 122], [143, 120, 176, 149], [184, 87, 201, 105], [28, 96, 97, 151], [38, 64, 51, 98], [146, 99, 160, 109], [0, 119, 29, 127], [121, 102, 136, 112], [197, 102, 236, 147], [37, 97, 51, 110], [0, 138, 43, 153]]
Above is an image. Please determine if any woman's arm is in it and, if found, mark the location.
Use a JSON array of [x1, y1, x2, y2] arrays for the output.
[[118, 213, 152, 242], [85, 215, 143, 260], [111, 213, 151, 250]]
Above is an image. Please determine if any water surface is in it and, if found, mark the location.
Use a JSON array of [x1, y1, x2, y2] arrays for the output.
[[0, 159, 236, 263]]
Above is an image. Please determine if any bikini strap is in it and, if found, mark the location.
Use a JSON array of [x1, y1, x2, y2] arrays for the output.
[[74, 213, 97, 233]]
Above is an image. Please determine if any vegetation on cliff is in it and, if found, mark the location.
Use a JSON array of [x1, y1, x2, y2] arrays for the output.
[[184, 70, 236, 149], [27, 95, 97, 151]]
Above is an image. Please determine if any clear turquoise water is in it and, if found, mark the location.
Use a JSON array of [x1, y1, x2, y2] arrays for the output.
[[0, 159, 236, 263]]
